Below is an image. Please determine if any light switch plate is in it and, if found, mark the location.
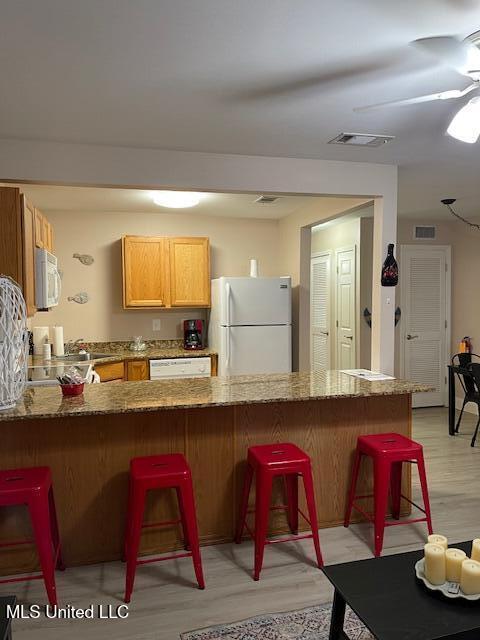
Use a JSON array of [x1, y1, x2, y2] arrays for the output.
[[152, 319, 161, 331]]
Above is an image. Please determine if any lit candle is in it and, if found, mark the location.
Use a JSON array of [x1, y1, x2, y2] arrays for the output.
[[424, 543, 446, 585], [446, 548, 467, 582], [461, 559, 480, 595], [427, 534, 448, 550], [471, 539, 480, 562]]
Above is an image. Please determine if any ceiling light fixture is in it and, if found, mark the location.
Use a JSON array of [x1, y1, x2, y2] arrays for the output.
[[151, 191, 204, 208], [447, 97, 480, 143]]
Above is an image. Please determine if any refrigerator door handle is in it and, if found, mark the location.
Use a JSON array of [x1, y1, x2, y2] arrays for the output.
[[225, 282, 231, 326]]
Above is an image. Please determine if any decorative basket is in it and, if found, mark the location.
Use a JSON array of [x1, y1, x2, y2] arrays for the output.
[[0, 276, 28, 410]]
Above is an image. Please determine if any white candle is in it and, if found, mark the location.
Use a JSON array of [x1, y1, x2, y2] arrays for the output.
[[461, 559, 480, 595], [52, 326, 64, 357], [446, 548, 467, 583], [424, 543, 446, 585], [471, 539, 480, 562], [427, 534, 448, 550], [250, 259, 258, 277]]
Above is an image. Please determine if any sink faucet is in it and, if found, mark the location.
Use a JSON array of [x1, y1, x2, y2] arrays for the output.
[[64, 338, 86, 356]]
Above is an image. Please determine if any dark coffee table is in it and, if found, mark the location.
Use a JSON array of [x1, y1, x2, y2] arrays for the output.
[[0, 597, 15, 640], [323, 541, 480, 639]]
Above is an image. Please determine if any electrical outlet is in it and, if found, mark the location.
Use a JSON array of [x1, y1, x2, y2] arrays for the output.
[[152, 319, 162, 332]]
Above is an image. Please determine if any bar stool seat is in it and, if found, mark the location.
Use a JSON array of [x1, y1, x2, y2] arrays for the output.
[[344, 432, 433, 557], [0, 466, 64, 605], [235, 442, 324, 581], [124, 453, 205, 603]]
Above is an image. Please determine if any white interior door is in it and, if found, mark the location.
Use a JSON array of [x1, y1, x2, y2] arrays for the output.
[[336, 247, 356, 369], [401, 245, 450, 408], [310, 253, 331, 370]]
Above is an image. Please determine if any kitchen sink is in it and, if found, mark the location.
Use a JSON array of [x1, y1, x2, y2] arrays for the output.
[[54, 352, 113, 362]]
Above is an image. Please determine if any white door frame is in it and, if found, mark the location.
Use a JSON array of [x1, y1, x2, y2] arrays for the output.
[[335, 245, 357, 369], [399, 244, 451, 405], [310, 250, 332, 369]]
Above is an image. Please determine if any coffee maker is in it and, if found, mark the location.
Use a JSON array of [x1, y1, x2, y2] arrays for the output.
[[183, 319, 204, 350]]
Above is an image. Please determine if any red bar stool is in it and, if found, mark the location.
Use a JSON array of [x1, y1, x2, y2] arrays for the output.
[[0, 466, 64, 606], [344, 432, 433, 557], [124, 453, 205, 603], [235, 443, 324, 581]]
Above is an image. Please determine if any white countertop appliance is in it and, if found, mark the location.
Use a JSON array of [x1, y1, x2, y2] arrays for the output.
[[150, 357, 211, 380], [208, 276, 292, 377], [35, 247, 61, 309]]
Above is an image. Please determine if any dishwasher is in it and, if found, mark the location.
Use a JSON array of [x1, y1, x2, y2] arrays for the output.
[[149, 357, 211, 380]]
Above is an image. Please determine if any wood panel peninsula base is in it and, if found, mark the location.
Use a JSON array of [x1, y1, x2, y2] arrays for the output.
[[0, 371, 429, 575]]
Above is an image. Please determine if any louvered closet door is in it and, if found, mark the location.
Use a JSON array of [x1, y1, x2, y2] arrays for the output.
[[401, 246, 449, 408], [310, 254, 331, 370]]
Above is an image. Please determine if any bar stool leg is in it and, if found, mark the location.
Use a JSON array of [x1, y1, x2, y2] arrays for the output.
[[235, 463, 253, 544], [416, 455, 433, 535], [344, 449, 362, 527], [373, 459, 390, 558], [178, 479, 205, 589], [124, 483, 146, 604], [176, 487, 190, 551], [284, 473, 299, 535], [389, 461, 403, 520], [253, 470, 272, 581], [302, 465, 323, 568], [48, 487, 65, 571], [28, 492, 58, 606]]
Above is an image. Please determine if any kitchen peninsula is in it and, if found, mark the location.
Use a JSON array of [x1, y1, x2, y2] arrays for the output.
[[0, 371, 429, 575]]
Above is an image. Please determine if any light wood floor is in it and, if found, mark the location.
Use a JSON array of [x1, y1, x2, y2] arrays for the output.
[[2, 407, 480, 639]]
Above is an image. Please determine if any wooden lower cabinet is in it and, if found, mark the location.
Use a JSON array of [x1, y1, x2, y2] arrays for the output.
[[94, 361, 125, 382], [126, 360, 149, 381], [0, 394, 411, 573]]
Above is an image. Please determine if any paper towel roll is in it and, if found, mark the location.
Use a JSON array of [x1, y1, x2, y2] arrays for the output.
[[33, 327, 49, 356], [52, 326, 64, 357], [250, 258, 258, 277]]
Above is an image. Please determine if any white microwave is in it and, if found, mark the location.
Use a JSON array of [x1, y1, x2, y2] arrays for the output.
[[35, 248, 61, 309]]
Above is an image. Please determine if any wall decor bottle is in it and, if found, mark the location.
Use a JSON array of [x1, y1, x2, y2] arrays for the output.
[[381, 243, 398, 287]]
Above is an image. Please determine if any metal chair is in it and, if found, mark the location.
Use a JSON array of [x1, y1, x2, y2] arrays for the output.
[[451, 354, 480, 435], [466, 363, 480, 448]]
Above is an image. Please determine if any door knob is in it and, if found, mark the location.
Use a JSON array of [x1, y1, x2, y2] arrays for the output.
[[346, 335, 353, 340], [406, 334, 418, 340], [320, 331, 329, 336]]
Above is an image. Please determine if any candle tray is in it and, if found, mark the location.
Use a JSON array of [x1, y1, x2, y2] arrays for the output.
[[415, 559, 480, 601]]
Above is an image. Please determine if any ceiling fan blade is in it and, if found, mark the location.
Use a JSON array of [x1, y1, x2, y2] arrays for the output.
[[354, 84, 478, 112], [413, 36, 480, 78]]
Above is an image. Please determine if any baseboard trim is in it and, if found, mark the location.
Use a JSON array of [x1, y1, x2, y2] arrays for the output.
[[455, 396, 479, 416]]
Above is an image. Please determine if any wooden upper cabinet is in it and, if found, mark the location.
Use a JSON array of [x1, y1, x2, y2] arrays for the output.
[[21, 197, 37, 316], [169, 237, 210, 307], [34, 208, 54, 253], [122, 236, 169, 308], [122, 235, 210, 309]]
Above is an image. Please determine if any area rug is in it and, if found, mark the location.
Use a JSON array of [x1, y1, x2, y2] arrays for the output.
[[181, 603, 373, 639]]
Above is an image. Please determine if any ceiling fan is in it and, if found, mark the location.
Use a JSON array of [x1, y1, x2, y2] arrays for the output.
[[355, 33, 480, 143]]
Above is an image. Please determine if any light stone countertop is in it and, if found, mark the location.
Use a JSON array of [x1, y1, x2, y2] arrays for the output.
[[0, 370, 431, 422]]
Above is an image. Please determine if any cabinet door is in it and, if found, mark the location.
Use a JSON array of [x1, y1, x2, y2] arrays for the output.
[[95, 361, 125, 382], [34, 209, 45, 248], [126, 360, 149, 381], [123, 236, 169, 308], [169, 237, 210, 307], [21, 197, 37, 317]]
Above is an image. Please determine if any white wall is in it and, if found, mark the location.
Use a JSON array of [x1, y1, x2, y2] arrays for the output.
[[32, 210, 281, 342]]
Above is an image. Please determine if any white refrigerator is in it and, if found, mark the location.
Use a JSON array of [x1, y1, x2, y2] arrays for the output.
[[208, 276, 292, 377]]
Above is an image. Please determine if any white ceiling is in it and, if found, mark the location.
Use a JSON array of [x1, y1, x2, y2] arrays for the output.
[[2, 1, 480, 220], [5, 184, 315, 219]]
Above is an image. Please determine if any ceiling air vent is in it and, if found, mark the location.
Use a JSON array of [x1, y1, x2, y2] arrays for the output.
[[255, 195, 279, 204], [414, 225, 436, 240], [328, 132, 395, 147]]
